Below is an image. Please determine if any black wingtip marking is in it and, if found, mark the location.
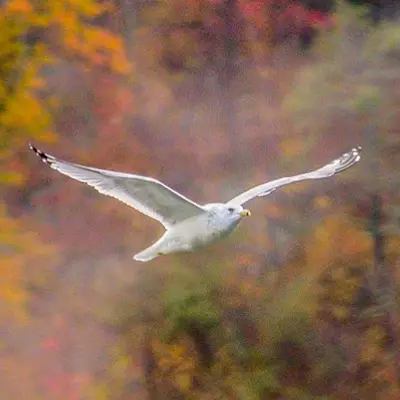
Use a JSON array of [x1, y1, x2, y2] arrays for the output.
[[29, 143, 53, 166]]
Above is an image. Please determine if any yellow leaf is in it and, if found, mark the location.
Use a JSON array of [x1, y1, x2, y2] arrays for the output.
[[7, 0, 32, 14]]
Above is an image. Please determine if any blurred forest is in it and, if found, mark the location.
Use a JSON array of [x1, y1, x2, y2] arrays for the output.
[[1, 0, 399, 398]]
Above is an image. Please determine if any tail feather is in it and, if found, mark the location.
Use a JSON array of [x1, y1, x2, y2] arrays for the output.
[[134, 231, 171, 262], [133, 247, 160, 262], [133, 236, 166, 262]]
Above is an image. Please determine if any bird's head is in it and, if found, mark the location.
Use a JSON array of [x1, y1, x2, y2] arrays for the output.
[[230, 204, 251, 218], [204, 203, 251, 221]]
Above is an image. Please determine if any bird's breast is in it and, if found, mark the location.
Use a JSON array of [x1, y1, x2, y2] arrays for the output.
[[173, 212, 240, 248]]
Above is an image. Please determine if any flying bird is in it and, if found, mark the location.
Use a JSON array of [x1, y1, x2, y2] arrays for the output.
[[30, 145, 361, 262]]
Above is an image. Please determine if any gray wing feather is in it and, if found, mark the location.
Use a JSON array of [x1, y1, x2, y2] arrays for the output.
[[228, 147, 362, 206], [30, 145, 206, 228]]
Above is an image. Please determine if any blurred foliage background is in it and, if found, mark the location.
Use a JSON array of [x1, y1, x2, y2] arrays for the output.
[[0, 0, 399, 398]]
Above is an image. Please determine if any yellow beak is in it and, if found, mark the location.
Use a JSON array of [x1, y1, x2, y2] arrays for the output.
[[240, 209, 251, 217]]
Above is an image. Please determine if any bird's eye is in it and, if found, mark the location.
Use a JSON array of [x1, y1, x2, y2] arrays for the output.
[[228, 207, 234, 213]]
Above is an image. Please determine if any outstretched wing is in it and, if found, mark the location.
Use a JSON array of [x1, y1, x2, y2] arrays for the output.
[[30, 145, 206, 228], [227, 147, 362, 206]]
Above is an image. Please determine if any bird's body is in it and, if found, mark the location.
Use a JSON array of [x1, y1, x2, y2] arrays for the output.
[[134, 203, 243, 261], [30, 145, 361, 262]]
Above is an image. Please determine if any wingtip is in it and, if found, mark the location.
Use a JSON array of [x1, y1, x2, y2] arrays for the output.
[[332, 146, 362, 174], [29, 143, 40, 154], [29, 143, 53, 165], [352, 146, 362, 163]]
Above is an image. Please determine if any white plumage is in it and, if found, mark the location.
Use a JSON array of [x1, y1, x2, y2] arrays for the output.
[[30, 145, 361, 262]]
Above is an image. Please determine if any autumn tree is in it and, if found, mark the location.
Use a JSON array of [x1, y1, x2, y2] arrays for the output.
[[284, 2, 400, 395], [0, 0, 131, 397], [104, 4, 400, 399]]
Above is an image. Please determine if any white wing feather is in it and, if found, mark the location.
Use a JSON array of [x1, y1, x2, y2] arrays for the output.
[[228, 147, 362, 206], [30, 145, 206, 228]]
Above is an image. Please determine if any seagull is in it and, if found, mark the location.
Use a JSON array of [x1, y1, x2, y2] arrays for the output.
[[30, 145, 361, 262]]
